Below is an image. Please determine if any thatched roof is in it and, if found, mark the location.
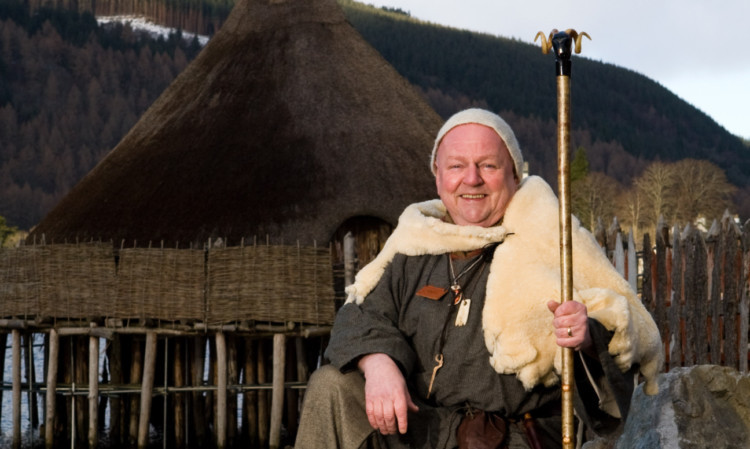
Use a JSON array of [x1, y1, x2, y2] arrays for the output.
[[30, 0, 442, 246]]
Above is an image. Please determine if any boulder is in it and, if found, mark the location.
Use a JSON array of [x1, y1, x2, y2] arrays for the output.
[[585, 365, 750, 448]]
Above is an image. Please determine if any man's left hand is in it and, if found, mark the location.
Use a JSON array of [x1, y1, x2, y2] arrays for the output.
[[547, 300, 592, 353]]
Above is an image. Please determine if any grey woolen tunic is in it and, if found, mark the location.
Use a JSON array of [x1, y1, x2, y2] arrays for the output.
[[324, 251, 632, 448], [327, 250, 561, 414]]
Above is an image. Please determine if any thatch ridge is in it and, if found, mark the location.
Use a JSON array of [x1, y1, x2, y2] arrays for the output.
[[30, 0, 441, 246]]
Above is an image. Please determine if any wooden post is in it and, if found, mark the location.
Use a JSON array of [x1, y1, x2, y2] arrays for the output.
[[257, 339, 269, 448], [215, 332, 227, 449], [97, 344, 108, 443], [162, 336, 169, 449], [76, 336, 88, 443], [655, 219, 669, 341], [243, 338, 258, 446], [129, 336, 143, 445], [190, 336, 207, 447], [0, 332, 7, 431], [739, 221, 750, 373], [285, 338, 300, 439], [723, 219, 739, 369], [173, 338, 186, 449], [627, 230, 637, 292], [708, 221, 722, 364], [89, 332, 100, 448], [669, 226, 682, 370], [683, 227, 696, 366], [108, 334, 123, 445], [291, 336, 310, 442], [270, 333, 286, 449], [607, 218, 621, 261], [641, 233, 653, 313], [344, 231, 356, 287], [62, 336, 74, 447], [24, 333, 39, 430], [295, 337, 309, 384], [689, 228, 709, 365], [45, 329, 59, 449], [226, 334, 239, 446], [12, 329, 22, 449], [138, 331, 158, 449], [613, 231, 625, 277], [208, 336, 217, 432]]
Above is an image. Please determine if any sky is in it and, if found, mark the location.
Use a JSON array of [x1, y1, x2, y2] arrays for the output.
[[365, 0, 750, 140]]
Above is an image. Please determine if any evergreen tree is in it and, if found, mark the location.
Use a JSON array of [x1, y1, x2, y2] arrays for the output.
[[0, 214, 16, 246], [570, 146, 589, 183]]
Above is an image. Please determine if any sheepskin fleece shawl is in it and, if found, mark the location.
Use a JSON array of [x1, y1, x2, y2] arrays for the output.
[[346, 176, 663, 395]]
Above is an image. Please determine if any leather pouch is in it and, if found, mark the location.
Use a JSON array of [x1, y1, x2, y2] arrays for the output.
[[456, 409, 508, 449]]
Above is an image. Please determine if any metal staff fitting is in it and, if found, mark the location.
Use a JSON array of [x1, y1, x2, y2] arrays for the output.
[[535, 28, 590, 449]]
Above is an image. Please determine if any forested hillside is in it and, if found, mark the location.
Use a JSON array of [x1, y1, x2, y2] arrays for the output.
[[0, 0, 747, 231], [341, 2, 749, 186], [0, 3, 202, 228]]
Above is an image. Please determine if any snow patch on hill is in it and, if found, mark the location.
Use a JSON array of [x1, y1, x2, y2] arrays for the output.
[[97, 15, 210, 46]]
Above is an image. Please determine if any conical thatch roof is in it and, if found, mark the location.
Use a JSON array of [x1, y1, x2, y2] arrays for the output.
[[30, 0, 442, 245]]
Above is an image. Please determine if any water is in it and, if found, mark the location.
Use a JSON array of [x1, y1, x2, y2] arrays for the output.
[[1, 335, 243, 448]]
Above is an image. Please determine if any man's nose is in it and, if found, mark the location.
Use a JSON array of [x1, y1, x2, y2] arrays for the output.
[[463, 165, 483, 185]]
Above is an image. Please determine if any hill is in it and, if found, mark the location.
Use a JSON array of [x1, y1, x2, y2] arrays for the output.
[[0, 0, 748, 230], [340, 2, 749, 188]]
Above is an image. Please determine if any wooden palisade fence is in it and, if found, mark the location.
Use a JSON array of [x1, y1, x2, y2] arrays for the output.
[[599, 213, 750, 374]]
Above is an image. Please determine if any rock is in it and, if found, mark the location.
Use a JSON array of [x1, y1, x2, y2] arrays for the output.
[[585, 365, 750, 448]]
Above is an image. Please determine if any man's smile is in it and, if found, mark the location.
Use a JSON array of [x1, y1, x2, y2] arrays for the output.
[[460, 194, 486, 199]]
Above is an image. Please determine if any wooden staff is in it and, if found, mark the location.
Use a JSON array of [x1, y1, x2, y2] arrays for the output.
[[535, 28, 590, 449]]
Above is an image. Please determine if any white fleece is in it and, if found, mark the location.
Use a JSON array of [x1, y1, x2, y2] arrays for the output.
[[345, 176, 663, 395]]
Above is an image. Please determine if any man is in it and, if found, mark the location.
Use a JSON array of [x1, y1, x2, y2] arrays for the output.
[[295, 108, 662, 449]]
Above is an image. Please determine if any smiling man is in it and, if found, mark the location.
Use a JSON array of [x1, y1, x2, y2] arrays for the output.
[[294, 108, 662, 449], [433, 122, 519, 228]]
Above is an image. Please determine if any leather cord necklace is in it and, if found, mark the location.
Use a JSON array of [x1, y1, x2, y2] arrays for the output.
[[427, 248, 491, 398], [448, 251, 486, 306]]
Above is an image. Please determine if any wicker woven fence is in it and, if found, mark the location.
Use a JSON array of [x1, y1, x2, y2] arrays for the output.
[[0, 241, 336, 326]]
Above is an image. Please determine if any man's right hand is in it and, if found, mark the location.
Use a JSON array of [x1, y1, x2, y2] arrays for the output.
[[357, 353, 419, 435]]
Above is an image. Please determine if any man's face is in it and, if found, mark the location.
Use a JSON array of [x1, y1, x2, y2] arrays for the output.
[[434, 124, 519, 228]]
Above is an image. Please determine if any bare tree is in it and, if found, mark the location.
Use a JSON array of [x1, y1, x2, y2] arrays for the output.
[[572, 172, 621, 231], [616, 187, 646, 244], [671, 158, 735, 224], [634, 161, 677, 228]]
